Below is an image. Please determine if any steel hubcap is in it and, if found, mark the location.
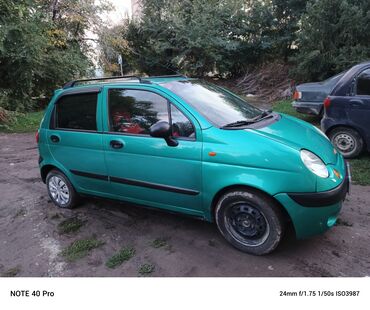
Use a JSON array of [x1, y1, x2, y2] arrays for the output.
[[48, 176, 70, 206], [226, 203, 270, 247], [333, 133, 355, 153]]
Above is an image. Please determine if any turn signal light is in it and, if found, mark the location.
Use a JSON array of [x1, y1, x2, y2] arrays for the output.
[[293, 91, 302, 100], [333, 169, 341, 179], [35, 131, 39, 143], [324, 97, 331, 109]]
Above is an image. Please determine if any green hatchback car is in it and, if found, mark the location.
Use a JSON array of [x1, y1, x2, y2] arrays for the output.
[[37, 75, 349, 255]]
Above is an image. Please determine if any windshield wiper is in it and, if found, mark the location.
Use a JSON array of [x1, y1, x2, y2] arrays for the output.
[[221, 110, 274, 129], [221, 120, 255, 128], [250, 109, 273, 121]]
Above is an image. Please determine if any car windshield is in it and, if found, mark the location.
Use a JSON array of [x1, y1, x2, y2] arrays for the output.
[[161, 80, 262, 127]]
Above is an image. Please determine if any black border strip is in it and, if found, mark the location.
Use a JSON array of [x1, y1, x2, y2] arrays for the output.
[[288, 167, 349, 207], [70, 170, 109, 181], [110, 176, 199, 196], [70, 169, 199, 196]]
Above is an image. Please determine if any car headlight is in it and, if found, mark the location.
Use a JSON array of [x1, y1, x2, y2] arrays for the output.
[[300, 150, 329, 178]]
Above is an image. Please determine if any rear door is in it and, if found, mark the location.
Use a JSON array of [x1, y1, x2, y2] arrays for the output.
[[47, 88, 109, 194], [349, 67, 370, 141], [102, 86, 203, 216]]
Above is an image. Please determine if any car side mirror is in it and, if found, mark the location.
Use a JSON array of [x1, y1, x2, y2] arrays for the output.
[[149, 121, 178, 147]]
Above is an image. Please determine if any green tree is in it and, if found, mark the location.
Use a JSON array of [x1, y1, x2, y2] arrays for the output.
[[293, 0, 370, 81], [0, 0, 111, 111], [99, 0, 307, 77], [103, 0, 249, 77]]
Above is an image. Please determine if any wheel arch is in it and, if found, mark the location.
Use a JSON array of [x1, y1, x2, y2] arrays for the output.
[[40, 163, 73, 185], [325, 124, 366, 149], [325, 123, 363, 138], [40, 164, 58, 183], [210, 184, 294, 232]]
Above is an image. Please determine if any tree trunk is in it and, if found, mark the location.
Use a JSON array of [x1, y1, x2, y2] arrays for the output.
[[51, 0, 59, 21]]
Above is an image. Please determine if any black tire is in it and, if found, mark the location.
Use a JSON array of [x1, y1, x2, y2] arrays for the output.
[[328, 127, 363, 159], [215, 189, 285, 255], [46, 169, 79, 209]]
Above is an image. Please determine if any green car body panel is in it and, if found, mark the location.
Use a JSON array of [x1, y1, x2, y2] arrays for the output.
[[38, 76, 347, 240]]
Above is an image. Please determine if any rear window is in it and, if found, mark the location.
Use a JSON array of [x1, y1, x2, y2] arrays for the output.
[[55, 93, 98, 131]]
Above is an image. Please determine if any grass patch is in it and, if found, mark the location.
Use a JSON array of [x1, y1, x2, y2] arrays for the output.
[[348, 156, 370, 186], [138, 263, 155, 276], [1, 266, 21, 277], [57, 217, 86, 234], [106, 246, 135, 269], [14, 208, 26, 218], [208, 239, 217, 247], [50, 213, 61, 220], [61, 238, 104, 262], [273, 100, 320, 126], [335, 218, 353, 227], [0, 110, 44, 133], [151, 238, 167, 248]]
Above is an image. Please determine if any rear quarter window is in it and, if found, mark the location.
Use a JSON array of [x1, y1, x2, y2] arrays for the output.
[[356, 68, 370, 96]]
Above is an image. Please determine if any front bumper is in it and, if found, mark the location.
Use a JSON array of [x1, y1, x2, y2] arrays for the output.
[[287, 174, 349, 207], [274, 165, 349, 239], [274, 193, 343, 239], [292, 101, 322, 116]]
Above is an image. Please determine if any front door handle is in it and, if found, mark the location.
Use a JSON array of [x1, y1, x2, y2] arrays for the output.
[[110, 140, 124, 149], [50, 135, 60, 143]]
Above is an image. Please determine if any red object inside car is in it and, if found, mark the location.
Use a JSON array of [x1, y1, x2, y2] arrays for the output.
[[112, 111, 145, 134]]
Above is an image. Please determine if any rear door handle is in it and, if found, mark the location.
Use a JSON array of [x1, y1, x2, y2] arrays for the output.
[[349, 99, 364, 107], [50, 135, 60, 143], [110, 140, 124, 149]]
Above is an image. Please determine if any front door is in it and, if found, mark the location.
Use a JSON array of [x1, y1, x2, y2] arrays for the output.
[[102, 86, 203, 216], [47, 90, 109, 195]]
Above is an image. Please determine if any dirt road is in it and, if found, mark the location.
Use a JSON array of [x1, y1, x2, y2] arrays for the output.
[[0, 133, 369, 277]]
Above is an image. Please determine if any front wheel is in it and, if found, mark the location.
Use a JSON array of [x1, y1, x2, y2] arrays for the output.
[[215, 189, 285, 255], [328, 127, 363, 158]]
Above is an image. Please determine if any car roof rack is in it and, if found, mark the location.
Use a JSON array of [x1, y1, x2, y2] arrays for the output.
[[144, 74, 187, 79], [62, 75, 145, 89], [62, 74, 187, 89]]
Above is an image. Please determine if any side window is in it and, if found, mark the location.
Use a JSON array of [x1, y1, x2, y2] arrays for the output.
[[55, 93, 98, 131], [109, 89, 169, 135], [170, 104, 195, 139], [356, 69, 370, 96]]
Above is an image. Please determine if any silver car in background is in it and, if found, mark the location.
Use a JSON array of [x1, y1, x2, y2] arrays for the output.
[[292, 72, 345, 116]]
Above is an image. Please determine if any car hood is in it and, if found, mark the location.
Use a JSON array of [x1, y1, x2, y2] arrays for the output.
[[249, 114, 337, 164]]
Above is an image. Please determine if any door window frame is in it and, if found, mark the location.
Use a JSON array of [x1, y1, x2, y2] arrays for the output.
[[49, 88, 103, 133], [104, 86, 198, 141]]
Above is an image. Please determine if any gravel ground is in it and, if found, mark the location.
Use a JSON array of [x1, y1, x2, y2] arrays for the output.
[[0, 133, 369, 277]]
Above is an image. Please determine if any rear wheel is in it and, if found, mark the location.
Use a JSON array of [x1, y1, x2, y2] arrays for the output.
[[328, 127, 363, 158], [46, 169, 79, 209], [215, 189, 285, 255]]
